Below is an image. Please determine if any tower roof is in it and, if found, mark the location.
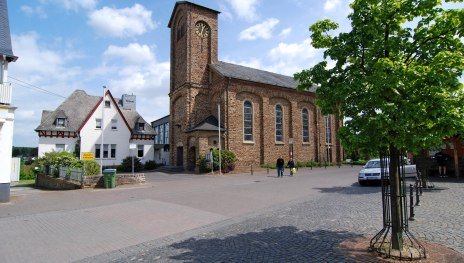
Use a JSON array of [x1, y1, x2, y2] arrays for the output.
[[168, 1, 220, 28], [0, 0, 17, 62]]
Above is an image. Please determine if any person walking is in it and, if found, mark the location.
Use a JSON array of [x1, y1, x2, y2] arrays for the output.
[[288, 158, 295, 176], [276, 156, 284, 177], [434, 149, 450, 177]]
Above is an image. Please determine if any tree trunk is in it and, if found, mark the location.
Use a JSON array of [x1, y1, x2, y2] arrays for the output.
[[389, 144, 403, 250]]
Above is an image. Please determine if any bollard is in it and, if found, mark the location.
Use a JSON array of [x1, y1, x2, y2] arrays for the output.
[[409, 184, 415, 220], [419, 179, 423, 195], [324, 162, 327, 169], [311, 166, 313, 170], [267, 168, 269, 174], [415, 180, 421, 206], [251, 164, 253, 175]]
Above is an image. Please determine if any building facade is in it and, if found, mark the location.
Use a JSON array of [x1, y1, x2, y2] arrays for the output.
[[36, 89, 155, 167], [0, 0, 17, 202], [151, 115, 170, 165], [168, 1, 342, 170]]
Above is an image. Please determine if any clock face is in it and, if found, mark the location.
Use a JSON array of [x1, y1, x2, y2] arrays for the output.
[[195, 21, 210, 38]]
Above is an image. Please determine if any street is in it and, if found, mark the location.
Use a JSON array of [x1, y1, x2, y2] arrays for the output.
[[1, 166, 463, 262]]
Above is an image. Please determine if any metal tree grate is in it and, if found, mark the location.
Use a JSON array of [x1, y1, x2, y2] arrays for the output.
[[369, 152, 426, 260]]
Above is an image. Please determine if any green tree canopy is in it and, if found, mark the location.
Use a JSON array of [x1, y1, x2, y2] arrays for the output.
[[295, 0, 464, 154]]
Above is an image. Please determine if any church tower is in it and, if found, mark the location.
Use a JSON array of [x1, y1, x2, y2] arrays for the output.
[[168, 2, 220, 168]]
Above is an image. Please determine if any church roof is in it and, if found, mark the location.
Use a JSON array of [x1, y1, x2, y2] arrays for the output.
[[210, 61, 317, 92], [0, 0, 17, 62], [187, 115, 224, 133]]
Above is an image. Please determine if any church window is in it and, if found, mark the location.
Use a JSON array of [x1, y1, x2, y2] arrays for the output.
[[302, 108, 309, 143], [243, 101, 253, 141], [275, 104, 283, 142], [325, 115, 332, 162]]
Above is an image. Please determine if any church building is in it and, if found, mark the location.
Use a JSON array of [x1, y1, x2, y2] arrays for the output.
[[168, 1, 342, 170]]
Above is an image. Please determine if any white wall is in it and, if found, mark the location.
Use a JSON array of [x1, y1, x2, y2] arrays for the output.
[[38, 137, 77, 157], [130, 139, 155, 164], [80, 93, 131, 166], [0, 107, 15, 184]]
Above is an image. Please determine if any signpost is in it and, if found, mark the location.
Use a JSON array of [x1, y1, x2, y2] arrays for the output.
[[130, 144, 137, 175]]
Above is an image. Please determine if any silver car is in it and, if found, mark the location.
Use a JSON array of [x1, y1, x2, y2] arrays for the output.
[[358, 159, 417, 186]]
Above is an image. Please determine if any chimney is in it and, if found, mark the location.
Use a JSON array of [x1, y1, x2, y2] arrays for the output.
[[121, 94, 136, 110]]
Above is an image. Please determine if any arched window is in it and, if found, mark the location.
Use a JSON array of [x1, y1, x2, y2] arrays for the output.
[[275, 104, 283, 142], [243, 101, 253, 141], [302, 108, 309, 143], [325, 115, 332, 162]]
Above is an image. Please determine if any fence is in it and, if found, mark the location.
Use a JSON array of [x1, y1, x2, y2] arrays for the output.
[[58, 166, 84, 183]]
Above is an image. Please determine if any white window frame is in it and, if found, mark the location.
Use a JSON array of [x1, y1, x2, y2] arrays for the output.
[[243, 100, 253, 142], [56, 144, 65, 152], [56, 118, 66, 127], [275, 104, 284, 143], [96, 118, 102, 129], [111, 119, 118, 130], [104, 100, 111, 108], [137, 145, 144, 158]]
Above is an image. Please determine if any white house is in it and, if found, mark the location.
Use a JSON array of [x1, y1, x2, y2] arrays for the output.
[[35, 89, 155, 166], [0, 0, 18, 203]]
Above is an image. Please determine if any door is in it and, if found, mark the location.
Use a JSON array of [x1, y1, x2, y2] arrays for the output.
[[176, 147, 184, 166]]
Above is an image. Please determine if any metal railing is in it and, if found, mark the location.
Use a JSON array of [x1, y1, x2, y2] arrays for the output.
[[59, 166, 84, 183], [0, 82, 12, 104]]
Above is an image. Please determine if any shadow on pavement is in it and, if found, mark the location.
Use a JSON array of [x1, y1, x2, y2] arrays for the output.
[[313, 183, 382, 195], [168, 226, 361, 262]]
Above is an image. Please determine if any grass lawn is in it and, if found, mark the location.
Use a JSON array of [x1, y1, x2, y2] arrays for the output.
[[17, 179, 35, 185]]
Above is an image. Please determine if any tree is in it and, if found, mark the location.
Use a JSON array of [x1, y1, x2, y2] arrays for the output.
[[295, 0, 463, 254]]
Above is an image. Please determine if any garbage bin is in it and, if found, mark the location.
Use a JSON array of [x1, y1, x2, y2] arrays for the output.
[[103, 169, 117, 188]]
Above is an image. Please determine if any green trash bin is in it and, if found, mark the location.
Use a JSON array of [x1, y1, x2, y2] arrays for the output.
[[103, 169, 117, 188]]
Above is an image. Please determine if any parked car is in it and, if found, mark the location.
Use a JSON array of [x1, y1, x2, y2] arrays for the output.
[[358, 159, 417, 186]]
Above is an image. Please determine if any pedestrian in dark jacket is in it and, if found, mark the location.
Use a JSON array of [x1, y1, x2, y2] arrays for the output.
[[276, 156, 284, 177]]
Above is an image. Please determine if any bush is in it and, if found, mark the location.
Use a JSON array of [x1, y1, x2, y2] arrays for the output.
[[83, 160, 100, 176], [144, 160, 158, 170], [38, 151, 81, 176], [197, 149, 237, 173], [120, 156, 143, 172]]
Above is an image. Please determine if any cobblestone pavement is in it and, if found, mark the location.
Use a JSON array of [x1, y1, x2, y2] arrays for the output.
[[80, 178, 464, 262]]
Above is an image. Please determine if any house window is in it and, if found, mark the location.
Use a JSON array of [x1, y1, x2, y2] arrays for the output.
[[243, 101, 253, 141], [275, 104, 283, 142], [96, 118, 102, 129], [111, 119, 117, 130], [137, 145, 144, 158], [302, 108, 309, 143], [95, 144, 101, 158], [111, 144, 116, 158], [103, 144, 109, 158], [56, 144, 65, 152], [164, 123, 169, 144], [56, 118, 66, 127], [138, 123, 145, 131], [104, 100, 111, 108]]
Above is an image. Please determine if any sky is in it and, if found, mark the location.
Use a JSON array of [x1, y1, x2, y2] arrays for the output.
[[7, 0, 353, 147]]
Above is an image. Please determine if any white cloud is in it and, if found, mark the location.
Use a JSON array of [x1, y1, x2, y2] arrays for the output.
[[20, 5, 47, 19], [324, 0, 341, 12], [278, 27, 292, 39], [54, 0, 98, 11], [103, 43, 154, 64], [239, 18, 279, 40], [225, 0, 260, 21], [268, 38, 321, 75], [88, 4, 155, 38]]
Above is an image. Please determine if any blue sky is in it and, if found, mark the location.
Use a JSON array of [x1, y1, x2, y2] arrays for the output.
[[7, 0, 353, 147]]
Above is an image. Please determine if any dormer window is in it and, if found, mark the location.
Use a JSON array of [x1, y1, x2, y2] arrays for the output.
[[56, 118, 66, 127], [138, 123, 145, 131], [104, 100, 111, 108]]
